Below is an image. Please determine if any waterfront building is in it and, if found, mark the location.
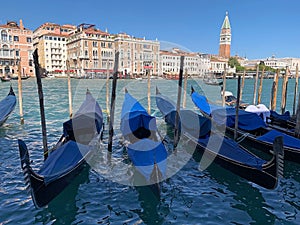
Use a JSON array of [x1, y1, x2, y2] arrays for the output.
[[159, 48, 209, 78], [66, 23, 114, 77], [198, 53, 211, 76], [114, 33, 160, 78], [0, 20, 34, 77], [219, 12, 231, 58], [210, 56, 233, 77], [244, 56, 300, 77], [33, 23, 76, 75]]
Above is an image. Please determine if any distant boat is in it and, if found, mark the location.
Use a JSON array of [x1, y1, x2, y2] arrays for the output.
[[10, 75, 30, 80], [203, 78, 223, 86], [1, 76, 11, 82], [18, 90, 104, 208], [0, 86, 17, 126]]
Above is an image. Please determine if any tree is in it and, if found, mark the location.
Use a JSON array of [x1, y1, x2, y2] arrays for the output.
[[228, 57, 245, 72], [228, 57, 240, 68]]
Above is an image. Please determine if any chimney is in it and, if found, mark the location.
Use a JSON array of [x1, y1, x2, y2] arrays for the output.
[[19, 19, 24, 30]]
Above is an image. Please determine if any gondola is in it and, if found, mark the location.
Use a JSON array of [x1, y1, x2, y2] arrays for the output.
[[0, 85, 17, 126], [156, 87, 283, 189], [18, 90, 103, 208], [191, 87, 300, 164], [120, 89, 167, 197], [1, 76, 11, 82]]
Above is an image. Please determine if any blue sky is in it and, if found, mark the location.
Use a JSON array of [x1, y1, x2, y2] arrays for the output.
[[1, 0, 300, 59]]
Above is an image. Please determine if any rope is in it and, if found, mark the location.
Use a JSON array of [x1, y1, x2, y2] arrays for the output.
[[236, 132, 250, 144]]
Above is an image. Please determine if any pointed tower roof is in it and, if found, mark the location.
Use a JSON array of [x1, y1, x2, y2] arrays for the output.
[[221, 11, 231, 29]]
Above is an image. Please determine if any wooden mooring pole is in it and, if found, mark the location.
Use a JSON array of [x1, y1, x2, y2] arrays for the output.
[[17, 62, 24, 124], [270, 69, 279, 111], [239, 70, 246, 102], [108, 51, 119, 152], [182, 69, 188, 108], [147, 69, 151, 114], [222, 64, 227, 107], [257, 66, 264, 105], [106, 59, 110, 122], [253, 64, 259, 105], [234, 75, 241, 140], [174, 56, 184, 148], [66, 60, 72, 118], [281, 66, 289, 114], [293, 64, 299, 116], [33, 49, 48, 160]]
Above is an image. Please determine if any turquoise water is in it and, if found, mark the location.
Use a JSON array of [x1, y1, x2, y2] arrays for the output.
[[0, 78, 299, 225]]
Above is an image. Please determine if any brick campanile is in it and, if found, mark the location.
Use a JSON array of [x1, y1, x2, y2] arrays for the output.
[[219, 11, 231, 58]]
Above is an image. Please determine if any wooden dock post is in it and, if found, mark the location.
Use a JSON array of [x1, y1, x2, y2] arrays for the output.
[[17, 62, 24, 124], [147, 69, 151, 114], [253, 64, 259, 105], [33, 49, 48, 160], [182, 69, 188, 108], [234, 75, 241, 140], [240, 70, 246, 102], [108, 51, 119, 152], [281, 66, 289, 114], [106, 59, 110, 122], [270, 69, 279, 111], [293, 64, 299, 116], [66, 60, 72, 118], [174, 56, 184, 148], [222, 64, 227, 107], [257, 66, 265, 105]]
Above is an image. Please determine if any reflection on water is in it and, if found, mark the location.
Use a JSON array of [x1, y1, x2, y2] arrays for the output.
[[0, 78, 299, 224]]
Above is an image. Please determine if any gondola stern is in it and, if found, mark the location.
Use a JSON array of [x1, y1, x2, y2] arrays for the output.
[[18, 139, 31, 170], [262, 136, 284, 189], [191, 85, 195, 94], [155, 86, 161, 95], [9, 85, 15, 96]]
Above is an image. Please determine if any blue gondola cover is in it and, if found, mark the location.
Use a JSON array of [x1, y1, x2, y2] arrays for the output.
[[0, 94, 16, 125], [121, 92, 167, 183], [257, 129, 300, 150], [197, 134, 266, 170], [39, 141, 89, 184], [121, 93, 157, 136], [127, 139, 167, 181], [211, 107, 266, 131]]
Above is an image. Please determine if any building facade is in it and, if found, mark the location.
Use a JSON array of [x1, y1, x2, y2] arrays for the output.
[[67, 24, 114, 77], [114, 33, 160, 77], [33, 23, 76, 75], [0, 20, 34, 77], [159, 48, 210, 77], [219, 12, 231, 58]]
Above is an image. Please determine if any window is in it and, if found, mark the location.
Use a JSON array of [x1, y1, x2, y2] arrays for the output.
[[27, 37, 32, 43], [15, 50, 20, 57], [93, 41, 97, 47], [1, 31, 7, 41], [85, 41, 88, 47], [14, 36, 19, 42], [94, 60, 98, 68]]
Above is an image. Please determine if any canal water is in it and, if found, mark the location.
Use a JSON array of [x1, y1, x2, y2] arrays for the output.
[[0, 77, 299, 224]]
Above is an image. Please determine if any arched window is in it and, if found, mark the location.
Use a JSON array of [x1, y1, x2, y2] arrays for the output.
[[3, 44, 9, 57], [1, 31, 8, 41]]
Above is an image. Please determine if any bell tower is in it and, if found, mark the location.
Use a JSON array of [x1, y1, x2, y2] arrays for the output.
[[219, 11, 231, 58]]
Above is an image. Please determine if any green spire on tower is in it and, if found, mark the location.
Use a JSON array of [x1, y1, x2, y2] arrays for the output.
[[221, 11, 231, 29]]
